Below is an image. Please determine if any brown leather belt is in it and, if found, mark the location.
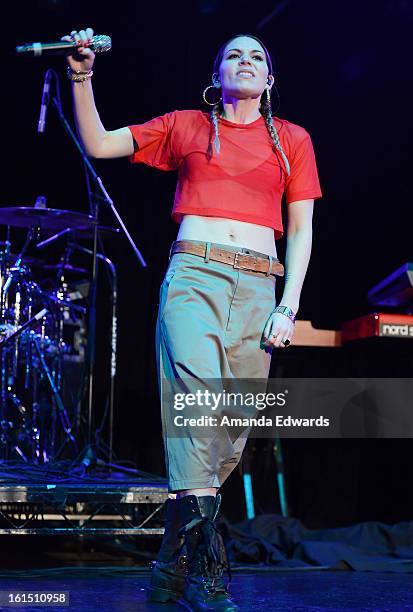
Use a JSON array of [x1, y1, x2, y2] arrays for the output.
[[170, 240, 284, 277]]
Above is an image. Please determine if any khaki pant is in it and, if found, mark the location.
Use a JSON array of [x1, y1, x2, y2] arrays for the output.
[[155, 241, 276, 491]]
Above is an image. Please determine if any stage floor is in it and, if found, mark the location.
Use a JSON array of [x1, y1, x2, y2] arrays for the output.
[[0, 568, 411, 611]]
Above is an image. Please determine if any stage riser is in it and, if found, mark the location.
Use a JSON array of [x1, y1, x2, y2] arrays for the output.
[[0, 483, 168, 535]]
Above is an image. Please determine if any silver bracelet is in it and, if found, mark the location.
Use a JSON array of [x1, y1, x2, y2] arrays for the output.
[[272, 305, 297, 323], [67, 66, 93, 82]]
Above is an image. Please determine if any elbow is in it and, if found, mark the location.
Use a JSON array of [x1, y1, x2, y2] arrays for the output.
[[89, 148, 104, 159], [80, 140, 99, 158], [84, 143, 104, 159], [82, 132, 109, 159], [286, 222, 313, 239], [84, 147, 98, 159]]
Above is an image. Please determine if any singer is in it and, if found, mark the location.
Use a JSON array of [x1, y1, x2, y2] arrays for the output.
[[62, 27, 322, 611]]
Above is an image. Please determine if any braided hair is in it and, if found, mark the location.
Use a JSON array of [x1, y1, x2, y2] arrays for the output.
[[206, 34, 290, 178]]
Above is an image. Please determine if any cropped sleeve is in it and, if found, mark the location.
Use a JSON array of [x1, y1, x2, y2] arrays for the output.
[[285, 130, 322, 204], [128, 111, 180, 171]]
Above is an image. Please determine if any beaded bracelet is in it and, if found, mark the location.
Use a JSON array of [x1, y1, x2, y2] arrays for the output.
[[67, 66, 94, 82], [272, 305, 297, 323]]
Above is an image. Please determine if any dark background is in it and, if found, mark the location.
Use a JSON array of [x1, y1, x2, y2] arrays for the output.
[[2, 0, 413, 528]]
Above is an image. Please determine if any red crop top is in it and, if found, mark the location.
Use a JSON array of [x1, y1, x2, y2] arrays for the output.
[[128, 110, 322, 239]]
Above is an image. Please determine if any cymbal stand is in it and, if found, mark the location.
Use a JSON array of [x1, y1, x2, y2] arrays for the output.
[[0, 237, 11, 324], [1, 228, 38, 458], [53, 245, 74, 393], [31, 335, 77, 458], [0, 308, 47, 459], [43, 71, 146, 464], [0, 346, 8, 451], [2, 225, 37, 374], [0, 237, 11, 439], [31, 280, 85, 461], [1, 226, 38, 300]]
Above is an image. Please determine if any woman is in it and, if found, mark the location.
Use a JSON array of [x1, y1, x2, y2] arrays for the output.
[[63, 27, 322, 611]]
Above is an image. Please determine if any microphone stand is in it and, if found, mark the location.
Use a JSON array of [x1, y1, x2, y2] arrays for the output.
[[49, 82, 146, 265], [43, 72, 147, 468]]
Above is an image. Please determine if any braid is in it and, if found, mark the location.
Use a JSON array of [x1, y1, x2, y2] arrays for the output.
[[261, 96, 291, 177], [207, 102, 221, 161], [207, 103, 221, 160]]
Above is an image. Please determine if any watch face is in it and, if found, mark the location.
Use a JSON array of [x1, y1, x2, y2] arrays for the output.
[[274, 306, 296, 321]]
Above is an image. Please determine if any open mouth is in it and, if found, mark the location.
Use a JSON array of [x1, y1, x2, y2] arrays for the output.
[[236, 71, 255, 79]]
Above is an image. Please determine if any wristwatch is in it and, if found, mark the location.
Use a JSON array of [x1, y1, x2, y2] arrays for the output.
[[272, 305, 297, 323]]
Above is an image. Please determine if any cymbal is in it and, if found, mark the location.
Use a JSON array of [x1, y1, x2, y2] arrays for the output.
[[43, 263, 88, 274], [0, 207, 97, 231]]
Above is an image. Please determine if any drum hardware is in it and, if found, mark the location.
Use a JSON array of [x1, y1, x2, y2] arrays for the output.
[[0, 308, 47, 461], [31, 335, 77, 449], [0, 215, 90, 463], [0, 214, 113, 464], [0, 207, 97, 232], [34, 215, 120, 466], [44, 264, 88, 274], [30, 283, 87, 316], [0, 66, 142, 472], [1, 226, 39, 300], [40, 71, 145, 473], [0, 303, 78, 461], [35, 225, 120, 251], [36, 228, 73, 250], [69, 242, 118, 466]]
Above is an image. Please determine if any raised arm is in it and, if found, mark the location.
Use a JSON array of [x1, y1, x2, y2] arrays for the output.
[[62, 27, 134, 159]]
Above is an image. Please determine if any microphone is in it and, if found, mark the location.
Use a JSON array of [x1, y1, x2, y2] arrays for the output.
[[16, 34, 112, 56], [37, 70, 52, 134]]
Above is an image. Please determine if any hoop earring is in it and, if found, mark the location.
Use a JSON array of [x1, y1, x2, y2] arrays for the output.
[[203, 85, 222, 106]]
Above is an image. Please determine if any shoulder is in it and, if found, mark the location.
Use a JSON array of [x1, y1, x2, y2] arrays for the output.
[[273, 116, 310, 144], [167, 109, 210, 127], [272, 117, 315, 161]]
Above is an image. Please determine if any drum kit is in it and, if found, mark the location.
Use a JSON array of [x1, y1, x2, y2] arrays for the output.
[[2, 61, 146, 471], [0, 205, 102, 463]]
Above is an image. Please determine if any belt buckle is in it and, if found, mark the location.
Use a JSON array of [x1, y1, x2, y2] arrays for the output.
[[233, 251, 256, 271]]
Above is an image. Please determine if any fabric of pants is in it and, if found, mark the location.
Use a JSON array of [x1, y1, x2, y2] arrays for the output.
[[155, 240, 276, 492]]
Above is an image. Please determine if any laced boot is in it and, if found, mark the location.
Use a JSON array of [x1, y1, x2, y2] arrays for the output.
[[147, 498, 187, 602], [178, 494, 239, 612]]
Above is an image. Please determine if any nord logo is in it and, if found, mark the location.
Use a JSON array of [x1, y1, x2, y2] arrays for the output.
[[381, 324, 413, 337]]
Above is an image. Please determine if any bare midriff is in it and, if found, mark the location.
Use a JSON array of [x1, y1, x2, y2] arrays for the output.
[[176, 215, 278, 258]]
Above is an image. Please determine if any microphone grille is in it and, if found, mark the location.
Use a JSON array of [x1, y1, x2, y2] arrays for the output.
[[92, 35, 112, 53]]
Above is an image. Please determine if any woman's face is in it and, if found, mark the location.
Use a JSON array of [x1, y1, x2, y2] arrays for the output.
[[216, 36, 272, 100]]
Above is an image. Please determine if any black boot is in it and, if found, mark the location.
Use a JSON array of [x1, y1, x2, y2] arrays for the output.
[[178, 494, 239, 612], [147, 498, 187, 602]]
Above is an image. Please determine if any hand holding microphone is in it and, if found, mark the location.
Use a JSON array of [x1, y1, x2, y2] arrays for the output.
[[16, 27, 110, 73], [61, 27, 96, 73], [36, 28, 97, 133]]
